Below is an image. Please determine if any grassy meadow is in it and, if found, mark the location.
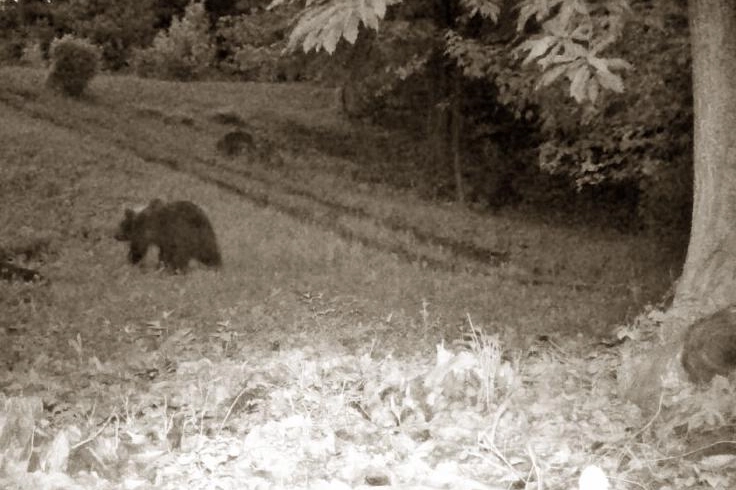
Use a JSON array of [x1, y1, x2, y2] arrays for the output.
[[0, 67, 683, 356], [0, 67, 711, 489]]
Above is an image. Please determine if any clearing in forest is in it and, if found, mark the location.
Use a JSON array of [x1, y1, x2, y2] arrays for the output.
[[2, 68, 725, 490]]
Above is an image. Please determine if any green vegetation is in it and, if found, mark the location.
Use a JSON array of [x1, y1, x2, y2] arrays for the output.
[[132, 1, 214, 81], [54, 0, 157, 69], [0, 0, 695, 232], [1, 67, 724, 489], [1, 0, 735, 485], [45, 35, 101, 97]]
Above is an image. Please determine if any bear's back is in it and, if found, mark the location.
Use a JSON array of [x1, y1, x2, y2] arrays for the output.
[[165, 201, 212, 228]]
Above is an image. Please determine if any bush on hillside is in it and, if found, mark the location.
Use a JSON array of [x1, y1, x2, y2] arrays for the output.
[[46, 35, 101, 97], [20, 40, 46, 68], [227, 44, 279, 80], [0, 39, 24, 64], [132, 1, 214, 81], [215, 13, 283, 80]]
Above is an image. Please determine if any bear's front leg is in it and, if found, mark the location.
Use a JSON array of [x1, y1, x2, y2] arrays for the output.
[[129, 244, 146, 264]]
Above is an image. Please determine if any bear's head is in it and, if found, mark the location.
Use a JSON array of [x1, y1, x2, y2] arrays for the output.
[[115, 200, 161, 242], [114, 208, 138, 242]]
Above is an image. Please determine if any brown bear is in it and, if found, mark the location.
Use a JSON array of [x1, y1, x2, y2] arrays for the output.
[[115, 199, 221, 272]]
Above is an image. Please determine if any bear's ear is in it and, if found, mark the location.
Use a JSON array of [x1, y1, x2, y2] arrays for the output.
[[125, 209, 136, 218]]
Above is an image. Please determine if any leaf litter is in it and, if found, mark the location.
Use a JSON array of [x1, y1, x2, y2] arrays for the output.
[[2, 314, 736, 490]]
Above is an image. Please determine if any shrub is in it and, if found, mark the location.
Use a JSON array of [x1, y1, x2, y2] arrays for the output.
[[46, 35, 101, 97], [0, 38, 25, 64], [20, 41, 46, 68], [215, 13, 284, 80], [131, 1, 214, 81], [54, 0, 157, 70], [228, 44, 279, 81]]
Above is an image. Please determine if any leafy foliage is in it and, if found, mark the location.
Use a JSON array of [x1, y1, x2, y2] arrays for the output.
[[214, 11, 291, 80], [46, 35, 101, 97], [0, 0, 56, 64], [152, 0, 191, 30], [274, 0, 691, 230], [276, 0, 631, 116], [20, 41, 46, 68], [216, 12, 283, 50], [275, 0, 404, 54], [532, 4, 693, 230], [516, 0, 632, 104], [275, 0, 502, 56], [132, 1, 215, 81], [459, 0, 501, 22], [55, 0, 157, 69]]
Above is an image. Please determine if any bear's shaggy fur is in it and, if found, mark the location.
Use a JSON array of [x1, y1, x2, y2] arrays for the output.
[[115, 199, 221, 272]]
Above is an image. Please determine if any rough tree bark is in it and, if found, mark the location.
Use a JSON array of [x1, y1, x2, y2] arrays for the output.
[[624, 0, 736, 406], [674, 0, 736, 313], [673, 0, 736, 384]]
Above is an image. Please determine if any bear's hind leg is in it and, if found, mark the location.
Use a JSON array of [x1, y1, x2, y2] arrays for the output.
[[167, 248, 190, 273]]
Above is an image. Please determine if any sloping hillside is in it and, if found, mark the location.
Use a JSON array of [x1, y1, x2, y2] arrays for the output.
[[2, 67, 723, 490], [0, 67, 681, 342]]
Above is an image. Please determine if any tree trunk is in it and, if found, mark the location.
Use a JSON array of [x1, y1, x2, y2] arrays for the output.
[[674, 0, 736, 314], [624, 0, 736, 407], [451, 72, 465, 204], [426, 61, 449, 199]]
